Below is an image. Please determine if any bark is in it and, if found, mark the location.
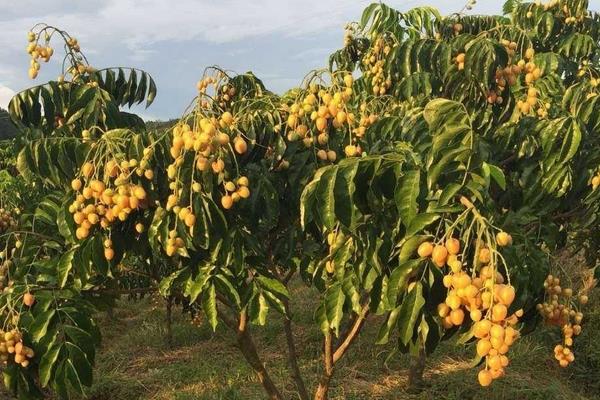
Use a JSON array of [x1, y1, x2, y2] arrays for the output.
[[283, 301, 309, 400], [165, 296, 174, 347], [220, 309, 283, 400], [314, 332, 334, 400], [407, 345, 426, 393]]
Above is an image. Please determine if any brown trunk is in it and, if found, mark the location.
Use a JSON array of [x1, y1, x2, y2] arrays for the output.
[[314, 332, 334, 400], [283, 303, 309, 400], [407, 345, 426, 393], [165, 296, 173, 348]]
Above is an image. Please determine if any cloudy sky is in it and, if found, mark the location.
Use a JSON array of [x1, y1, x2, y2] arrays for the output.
[[1, 0, 599, 120]]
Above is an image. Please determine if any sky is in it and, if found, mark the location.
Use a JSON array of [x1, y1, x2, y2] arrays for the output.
[[1, 0, 599, 120]]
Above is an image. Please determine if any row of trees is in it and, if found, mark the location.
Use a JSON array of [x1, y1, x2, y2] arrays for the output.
[[0, 1, 599, 399]]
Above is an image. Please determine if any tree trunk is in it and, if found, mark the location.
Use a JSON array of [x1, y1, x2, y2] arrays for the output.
[[314, 332, 334, 400], [165, 296, 173, 348], [283, 309, 309, 400], [407, 345, 426, 393]]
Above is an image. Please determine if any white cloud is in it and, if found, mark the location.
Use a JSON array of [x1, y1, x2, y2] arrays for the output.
[[0, 86, 15, 110]]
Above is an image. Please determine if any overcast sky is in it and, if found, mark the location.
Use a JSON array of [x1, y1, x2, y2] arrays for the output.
[[1, 0, 599, 120]]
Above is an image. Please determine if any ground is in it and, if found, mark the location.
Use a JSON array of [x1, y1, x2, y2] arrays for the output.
[[71, 278, 599, 400]]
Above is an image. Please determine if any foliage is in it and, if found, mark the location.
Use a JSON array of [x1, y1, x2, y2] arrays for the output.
[[0, 2, 599, 399]]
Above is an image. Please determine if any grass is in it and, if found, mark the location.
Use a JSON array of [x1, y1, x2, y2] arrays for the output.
[[71, 277, 599, 400]]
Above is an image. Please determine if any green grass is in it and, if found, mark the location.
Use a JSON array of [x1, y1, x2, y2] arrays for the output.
[[70, 278, 600, 400]]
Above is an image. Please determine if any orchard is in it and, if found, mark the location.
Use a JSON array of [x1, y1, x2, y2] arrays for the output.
[[0, 0, 599, 399]]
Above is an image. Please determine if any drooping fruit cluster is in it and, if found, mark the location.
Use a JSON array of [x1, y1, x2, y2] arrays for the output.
[[285, 74, 362, 162], [0, 330, 34, 368], [590, 172, 600, 190], [0, 208, 17, 234], [362, 35, 393, 95], [69, 154, 153, 259], [536, 274, 590, 367], [422, 198, 522, 387], [25, 31, 54, 79]]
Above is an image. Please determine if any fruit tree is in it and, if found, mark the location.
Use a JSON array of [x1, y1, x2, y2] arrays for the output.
[[0, 1, 599, 399]]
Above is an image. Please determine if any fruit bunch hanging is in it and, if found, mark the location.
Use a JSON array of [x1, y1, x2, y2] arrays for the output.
[[69, 130, 155, 259], [0, 208, 17, 234], [537, 272, 595, 367], [420, 197, 522, 387]]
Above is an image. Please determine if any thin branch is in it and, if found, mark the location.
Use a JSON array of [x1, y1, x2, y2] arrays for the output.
[[333, 303, 370, 364], [283, 300, 309, 400]]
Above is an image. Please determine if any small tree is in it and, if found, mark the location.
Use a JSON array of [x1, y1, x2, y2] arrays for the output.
[[0, 1, 598, 399]]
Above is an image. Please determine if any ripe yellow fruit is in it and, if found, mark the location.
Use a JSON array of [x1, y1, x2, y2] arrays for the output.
[[221, 111, 234, 125], [237, 176, 249, 187], [478, 248, 491, 264], [71, 179, 82, 191], [470, 309, 482, 322], [234, 137, 248, 154], [135, 223, 145, 233], [492, 304, 508, 322], [344, 145, 357, 157], [499, 286, 516, 305], [473, 320, 492, 338], [445, 238, 460, 255], [224, 181, 236, 192], [104, 248, 114, 261], [23, 293, 35, 307], [432, 245, 448, 267], [525, 48, 535, 60], [450, 308, 465, 325], [437, 303, 450, 318], [184, 213, 196, 227], [238, 186, 250, 199], [477, 339, 492, 357], [221, 195, 234, 209], [417, 241, 433, 258], [478, 369, 493, 387], [445, 294, 461, 310], [496, 231, 512, 246], [82, 162, 94, 178]]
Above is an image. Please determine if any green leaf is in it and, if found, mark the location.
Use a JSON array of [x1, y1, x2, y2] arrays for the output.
[[202, 283, 218, 330], [39, 338, 61, 387], [56, 248, 76, 288], [405, 213, 440, 236], [29, 309, 55, 342], [397, 282, 425, 345], [395, 169, 421, 227]]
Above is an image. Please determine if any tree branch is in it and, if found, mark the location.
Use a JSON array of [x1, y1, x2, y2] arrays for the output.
[[282, 300, 309, 400], [332, 303, 369, 364]]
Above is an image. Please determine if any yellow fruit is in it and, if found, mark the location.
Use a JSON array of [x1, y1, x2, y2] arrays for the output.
[[445, 238, 460, 255], [492, 304, 508, 322], [432, 245, 449, 267], [82, 162, 94, 178], [104, 248, 114, 261], [417, 242, 434, 258], [525, 48, 535, 60], [478, 369, 493, 387], [450, 308, 465, 325], [184, 213, 196, 227], [234, 137, 248, 154], [499, 286, 516, 306], [238, 186, 250, 199], [437, 303, 450, 318], [446, 294, 462, 310], [477, 339, 492, 357], [496, 231, 512, 246], [224, 181, 236, 192], [71, 179, 82, 191], [135, 223, 145, 233], [474, 320, 492, 338], [221, 111, 234, 125], [221, 195, 234, 209], [478, 248, 491, 264], [23, 293, 35, 307], [344, 145, 357, 157], [237, 176, 249, 186], [470, 309, 482, 322]]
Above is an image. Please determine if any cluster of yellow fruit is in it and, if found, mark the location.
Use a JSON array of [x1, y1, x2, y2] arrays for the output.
[[196, 73, 236, 109], [166, 113, 250, 214], [286, 75, 362, 161], [590, 173, 600, 190], [0, 208, 17, 234], [165, 230, 185, 257], [0, 330, 34, 368], [420, 231, 521, 386], [69, 158, 152, 257], [362, 35, 393, 95], [220, 177, 250, 210], [67, 63, 95, 80], [354, 104, 379, 139], [25, 31, 54, 79], [0, 260, 12, 291], [537, 274, 588, 367], [324, 230, 345, 274]]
